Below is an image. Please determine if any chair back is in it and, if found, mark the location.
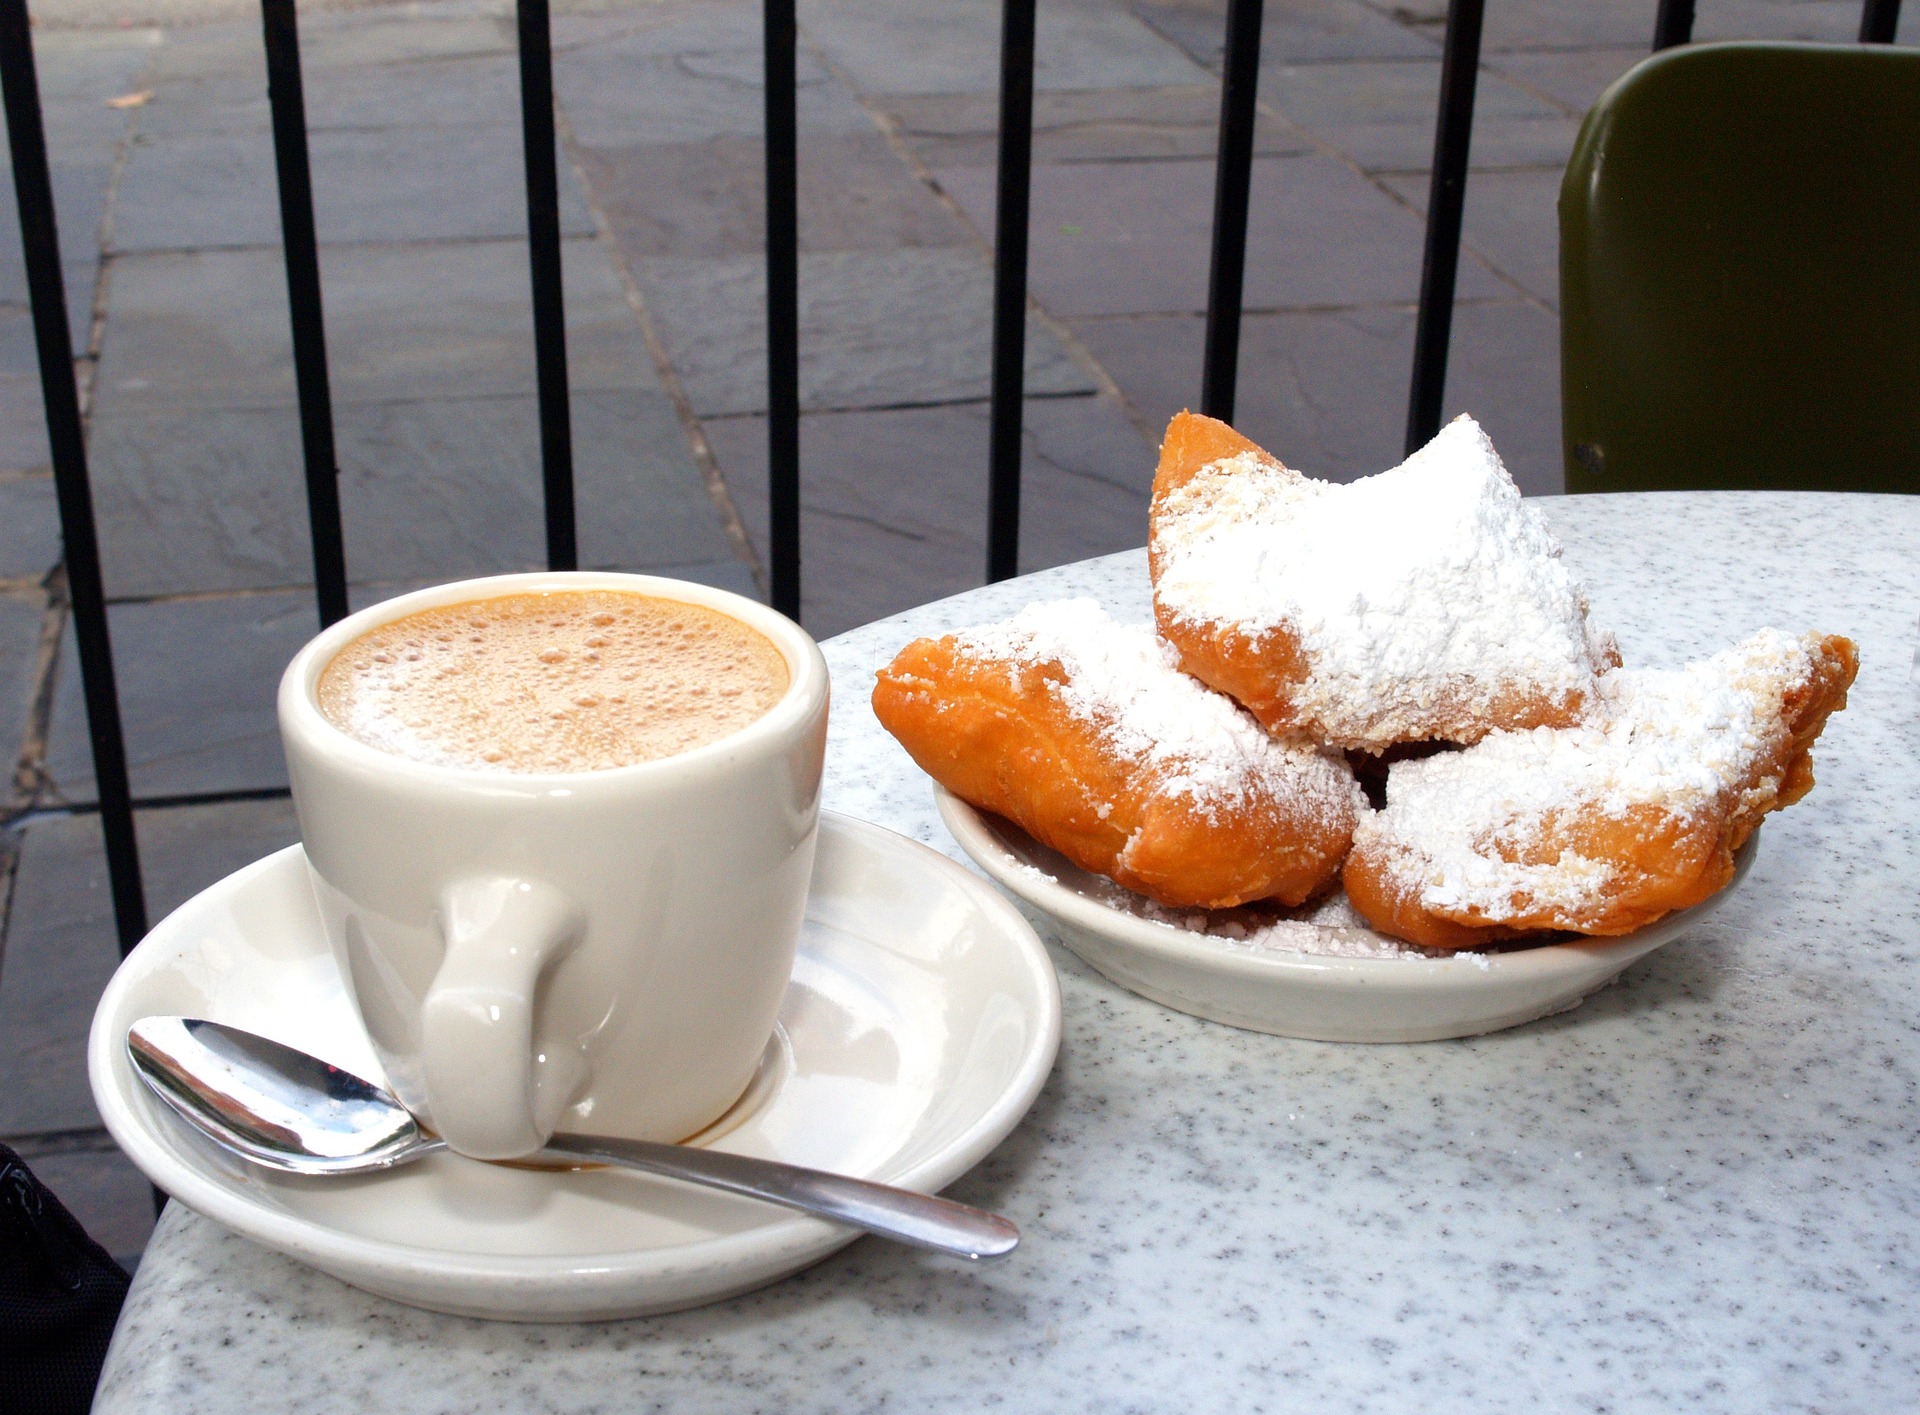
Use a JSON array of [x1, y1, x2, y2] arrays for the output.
[[1560, 41, 1920, 494]]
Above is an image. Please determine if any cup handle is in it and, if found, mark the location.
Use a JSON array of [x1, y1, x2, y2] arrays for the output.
[[420, 877, 587, 1159]]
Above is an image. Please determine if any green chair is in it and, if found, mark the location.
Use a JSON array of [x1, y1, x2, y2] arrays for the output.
[[1560, 41, 1920, 494]]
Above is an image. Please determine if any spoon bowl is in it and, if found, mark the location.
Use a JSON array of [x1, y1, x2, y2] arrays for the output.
[[130, 1016, 425, 1174]]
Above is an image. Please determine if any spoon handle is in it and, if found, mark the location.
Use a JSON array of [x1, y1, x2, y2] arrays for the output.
[[540, 1132, 1018, 1261]]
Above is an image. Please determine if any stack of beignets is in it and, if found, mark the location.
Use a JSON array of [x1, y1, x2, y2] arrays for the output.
[[873, 600, 1363, 909], [873, 411, 1857, 950]]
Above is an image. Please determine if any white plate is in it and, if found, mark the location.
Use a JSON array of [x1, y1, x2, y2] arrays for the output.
[[89, 813, 1061, 1322], [935, 786, 1753, 1043]]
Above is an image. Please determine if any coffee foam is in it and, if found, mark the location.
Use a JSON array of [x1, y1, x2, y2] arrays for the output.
[[316, 591, 791, 772]]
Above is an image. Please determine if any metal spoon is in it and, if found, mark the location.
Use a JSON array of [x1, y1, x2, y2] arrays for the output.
[[126, 1016, 1018, 1261]]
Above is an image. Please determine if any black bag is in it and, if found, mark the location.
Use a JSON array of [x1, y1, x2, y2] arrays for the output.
[[0, 1144, 132, 1415]]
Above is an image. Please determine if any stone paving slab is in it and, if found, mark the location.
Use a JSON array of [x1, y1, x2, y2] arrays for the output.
[[1274, 56, 1559, 131], [1407, 298, 1562, 486], [1, 589, 47, 796], [1, 117, 133, 234], [1315, 113, 1579, 175], [0, 797, 302, 1138], [106, 131, 280, 252], [1077, 297, 1563, 493], [1567, 0, 1867, 48], [86, 384, 734, 600], [297, 5, 516, 68], [705, 391, 1151, 637], [1696, 0, 1917, 44], [0, 474, 60, 583], [6, 98, 139, 168], [0, 308, 38, 381], [140, 53, 532, 137], [142, 11, 511, 85], [95, 238, 655, 415], [335, 389, 733, 584], [937, 151, 1504, 319], [561, 43, 871, 149], [566, 390, 744, 571], [879, 86, 1309, 167], [1382, 166, 1562, 307], [1, 812, 120, 1136], [551, 0, 762, 57], [1486, 46, 1646, 116], [134, 21, 271, 85], [110, 123, 596, 253], [0, 157, 115, 341], [1397, 0, 1655, 50], [632, 246, 1094, 417], [17, 28, 162, 105], [1391, 0, 1892, 52], [0, 378, 51, 474], [42, 591, 314, 803], [575, 130, 970, 260], [0, 272, 98, 364], [800, 0, 1211, 97], [1259, 57, 1572, 172], [624, 557, 763, 600], [83, 408, 315, 598], [1132, 0, 1437, 67]]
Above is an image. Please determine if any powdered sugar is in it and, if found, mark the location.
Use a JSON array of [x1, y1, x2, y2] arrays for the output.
[[1224, 898, 1490, 963], [1152, 415, 1615, 745], [1355, 628, 1829, 919], [951, 597, 1355, 820], [1007, 845, 1488, 962]]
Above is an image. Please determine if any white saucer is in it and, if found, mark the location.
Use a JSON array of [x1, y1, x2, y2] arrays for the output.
[[935, 786, 1754, 1043], [89, 812, 1061, 1322]]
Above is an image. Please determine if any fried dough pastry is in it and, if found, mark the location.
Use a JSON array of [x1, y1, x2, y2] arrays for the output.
[[1148, 411, 1620, 752], [872, 599, 1364, 910], [1342, 630, 1858, 949]]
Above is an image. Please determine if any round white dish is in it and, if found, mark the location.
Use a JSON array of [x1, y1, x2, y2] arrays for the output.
[[935, 786, 1754, 1043], [89, 812, 1061, 1322]]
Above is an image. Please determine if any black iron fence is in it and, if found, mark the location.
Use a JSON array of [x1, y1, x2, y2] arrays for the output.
[[0, 0, 1907, 963]]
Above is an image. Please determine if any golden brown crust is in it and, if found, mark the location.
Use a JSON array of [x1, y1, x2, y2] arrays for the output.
[[1343, 804, 1731, 949], [1151, 410, 1283, 502], [1148, 601, 1306, 734], [1342, 635, 1858, 949], [1147, 413, 1310, 736], [871, 633, 1359, 910]]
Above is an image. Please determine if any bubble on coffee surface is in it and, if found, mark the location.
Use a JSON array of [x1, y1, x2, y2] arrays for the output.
[[316, 591, 791, 772]]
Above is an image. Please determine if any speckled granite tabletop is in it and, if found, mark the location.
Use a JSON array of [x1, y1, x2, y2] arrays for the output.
[[96, 494, 1920, 1414]]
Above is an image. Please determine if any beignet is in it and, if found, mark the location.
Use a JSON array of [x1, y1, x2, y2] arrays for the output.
[[872, 600, 1364, 909], [1149, 411, 1620, 751], [1342, 630, 1857, 949]]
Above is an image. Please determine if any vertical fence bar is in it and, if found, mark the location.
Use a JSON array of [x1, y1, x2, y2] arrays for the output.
[[764, 0, 800, 617], [0, 0, 148, 953], [1860, 0, 1902, 42], [516, 0, 576, 572], [1404, 0, 1485, 455], [1652, 0, 1696, 50], [986, 0, 1037, 584], [261, 0, 349, 627], [1200, 0, 1264, 424], [261, 0, 351, 622]]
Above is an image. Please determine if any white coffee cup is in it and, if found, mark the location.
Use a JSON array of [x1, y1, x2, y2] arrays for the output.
[[277, 572, 830, 1160]]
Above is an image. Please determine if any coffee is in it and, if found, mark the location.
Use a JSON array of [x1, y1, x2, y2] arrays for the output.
[[316, 590, 790, 772]]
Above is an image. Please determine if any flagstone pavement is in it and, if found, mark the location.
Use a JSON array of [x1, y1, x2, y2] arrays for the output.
[[0, 0, 1904, 1267]]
